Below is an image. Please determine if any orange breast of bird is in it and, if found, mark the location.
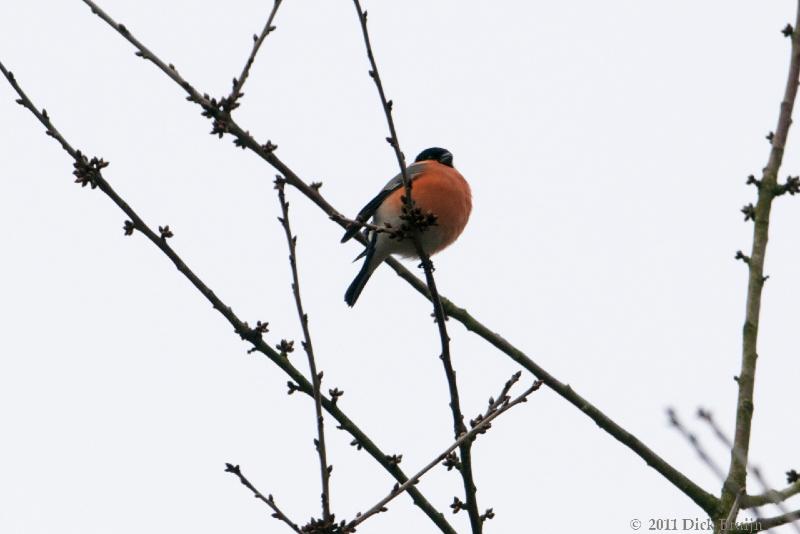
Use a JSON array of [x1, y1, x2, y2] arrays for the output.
[[380, 161, 472, 255]]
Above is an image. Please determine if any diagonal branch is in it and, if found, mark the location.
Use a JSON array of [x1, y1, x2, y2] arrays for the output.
[[275, 177, 332, 523], [719, 3, 800, 522], [350, 2, 482, 531], [667, 408, 726, 481], [227, 0, 283, 107], [0, 58, 456, 534], [743, 481, 800, 509], [747, 508, 800, 533], [345, 377, 543, 532], [224, 463, 303, 534], [75, 0, 716, 515]]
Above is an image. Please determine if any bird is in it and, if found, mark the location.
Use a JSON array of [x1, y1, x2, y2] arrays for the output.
[[341, 147, 472, 306]]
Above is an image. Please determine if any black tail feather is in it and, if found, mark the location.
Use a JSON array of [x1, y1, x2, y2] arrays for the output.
[[344, 234, 377, 306]]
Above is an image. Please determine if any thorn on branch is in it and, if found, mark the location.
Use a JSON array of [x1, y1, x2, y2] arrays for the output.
[[262, 140, 278, 153], [123, 220, 135, 236], [255, 320, 269, 334], [310, 181, 323, 191], [287, 381, 300, 395], [783, 24, 795, 38], [735, 250, 751, 264], [158, 225, 174, 239], [480, 508, 495, 522], [350, 438, 363, 451], [767, 131, 775, 143], [741, 203, 756, 221]]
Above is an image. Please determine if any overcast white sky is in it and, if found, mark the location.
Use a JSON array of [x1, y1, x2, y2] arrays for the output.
[[2, 1, 800, 533]]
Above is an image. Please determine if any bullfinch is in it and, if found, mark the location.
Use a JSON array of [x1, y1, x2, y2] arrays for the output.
[[341, 147, 472, 306]]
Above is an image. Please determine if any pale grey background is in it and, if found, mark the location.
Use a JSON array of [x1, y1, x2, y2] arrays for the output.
[[1, 1, 799, 533]]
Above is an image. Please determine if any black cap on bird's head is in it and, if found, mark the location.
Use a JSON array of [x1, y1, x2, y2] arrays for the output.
[[415, 147, 453, 167]]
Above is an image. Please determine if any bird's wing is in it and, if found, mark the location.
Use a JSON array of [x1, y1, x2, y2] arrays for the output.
[[340, 162, 428, 243]]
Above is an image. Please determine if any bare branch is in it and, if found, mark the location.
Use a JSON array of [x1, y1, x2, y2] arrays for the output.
[[76, 1, 717, 515], [346, 379, 543, 532], [720, 1, 800, 521], [667, 408, 726, 481], [224, 463, 302, 534], [0, 59, 456, 534], [275, 177, 332, 523], [749, 508, 800, 532], [350, 1, 481, 531], [227, 0, 283, 108], [744, 481, 800, 509]]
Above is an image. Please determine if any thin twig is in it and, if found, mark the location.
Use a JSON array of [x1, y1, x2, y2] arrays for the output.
[[77, 1, 717, 515], [745, 508, 800, 533], [275, 177, 332, 523], [720, 1, 800, 524], [667, 408, 726, 481], [0, 58, 456, 534], [227, 0, 283, 107], [330, 211, 403, 237], [346, 378, 543, 532], [224, 463, 302, 534], [349, 2, 482, 531], [743, 481, 800, 509], [723, 489, 744, 533]]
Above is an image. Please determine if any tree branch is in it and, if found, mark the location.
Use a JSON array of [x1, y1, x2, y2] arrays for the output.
[[227, 0, 283, 107], [667, 408, 726, 481], [720, 6, 800, 521], [728, 508, 800, 534], [275, 177, 332, 524], [346, 376, 542, 532], [744, 481, 800, 509], [349, 2, 482, 531], [0, 58, 456, 534], [224, 463, 302, 534], [76, 0, 716, 515]]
